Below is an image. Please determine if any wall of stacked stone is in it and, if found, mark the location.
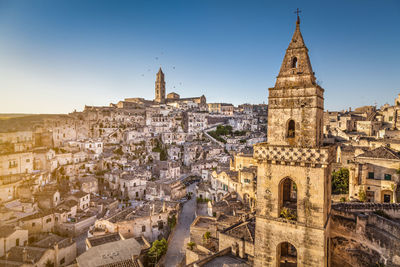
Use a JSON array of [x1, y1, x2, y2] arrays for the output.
[[332, 203, 400, 218], [330, 207, 400, 266]]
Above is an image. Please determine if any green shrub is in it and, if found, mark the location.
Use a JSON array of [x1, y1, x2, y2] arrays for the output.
[[280, 207, 297, 221], [187, 241, 195, 250], [332, 168, 349, 194]]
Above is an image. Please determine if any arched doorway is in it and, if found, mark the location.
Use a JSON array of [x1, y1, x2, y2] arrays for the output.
[[278, 242, 297, 267], [279, 178, 297, 221]]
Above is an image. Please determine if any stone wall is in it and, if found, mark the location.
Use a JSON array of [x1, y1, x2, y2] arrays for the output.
[[330, 208, 400, 266]]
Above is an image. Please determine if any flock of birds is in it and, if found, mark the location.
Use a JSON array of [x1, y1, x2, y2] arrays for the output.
[[139, 53, 183, 90]]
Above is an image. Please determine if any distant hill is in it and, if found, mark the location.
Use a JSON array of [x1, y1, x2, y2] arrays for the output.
[[0, 114, 69, 132], [0, 114, 34, 120]]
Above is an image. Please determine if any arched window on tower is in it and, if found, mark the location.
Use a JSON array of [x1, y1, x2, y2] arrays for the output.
[[291, 57, 298, 68], [279, 177, 297, 221], [287, 120, 295, 138], [278, 242, 297, 267]]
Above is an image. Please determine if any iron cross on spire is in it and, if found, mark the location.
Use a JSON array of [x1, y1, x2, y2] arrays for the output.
[[294, 8, 301, 24]]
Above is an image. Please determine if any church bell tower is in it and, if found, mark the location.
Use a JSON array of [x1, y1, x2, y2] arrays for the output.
[[254, 13, 333, 267], [155, 67, 166, 103]]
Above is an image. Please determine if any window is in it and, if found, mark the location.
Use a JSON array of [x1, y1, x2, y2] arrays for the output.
[[389, 116, 393, 121], [158, 221, 163, 230], [279, 177, 297, 221], [383, 194, 391, 203], [287, 120, 295, 138], [16, 238, 19, 246], [384, 174, 392, 181], [291, 57, 298, 68], [368, 172, 375, 179], [142, 225, 146, 232], [32, 222, 36, 227], [9, 161, 17, 168], [26, 159, 30, 163], [46, 218, 52, 223]]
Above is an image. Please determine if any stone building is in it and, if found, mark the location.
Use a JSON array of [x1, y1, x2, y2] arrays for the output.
[[155, 67, 166, 104], [0, 152, 34, 176], [253, 16, 334, 267], [349, 146, 400, 203], [0, 226, 28, 257]]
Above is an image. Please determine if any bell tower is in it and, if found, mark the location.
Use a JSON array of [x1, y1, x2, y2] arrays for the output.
[[254, 13, 333, 267], [267, 14, 324, 148], [155, 67, 166, 103]]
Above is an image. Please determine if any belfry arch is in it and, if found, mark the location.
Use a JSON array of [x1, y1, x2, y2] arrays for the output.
[[279, 177, 297, 221], [291, 57, 298, 68], [277, 241, 297, 267]]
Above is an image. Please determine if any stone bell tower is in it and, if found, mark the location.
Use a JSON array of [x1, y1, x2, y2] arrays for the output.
[[253, 14, 334, 267], [155, 67, 166, 104]]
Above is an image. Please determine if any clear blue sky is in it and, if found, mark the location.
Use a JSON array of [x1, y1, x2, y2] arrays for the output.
[[0, 0, 399, 114]]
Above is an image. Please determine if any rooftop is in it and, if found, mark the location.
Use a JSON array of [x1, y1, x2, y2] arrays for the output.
[[76, 237, 141, 267], [87, 233, 122, 247], [357, 146, 400, 160]]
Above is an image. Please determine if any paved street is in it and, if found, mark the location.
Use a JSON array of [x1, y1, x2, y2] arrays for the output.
[[164, 189, 196, 266]]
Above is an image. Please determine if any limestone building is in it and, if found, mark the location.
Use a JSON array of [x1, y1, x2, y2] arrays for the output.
[[254, 16, 334, 266], [155, 67, 166, 103]]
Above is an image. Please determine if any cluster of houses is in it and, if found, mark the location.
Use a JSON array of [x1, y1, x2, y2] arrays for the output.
[[0, 71, 269, 266], [2, 65, 400, 266]]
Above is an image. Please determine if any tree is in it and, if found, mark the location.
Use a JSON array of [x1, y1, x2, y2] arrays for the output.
[[332, 168, 349, 194], [358, 188, 367, 202], [167, 215, 177, 229], [203, 231, 211, 244], [147, 238, 168, 263], [187, 241, 195, 250]]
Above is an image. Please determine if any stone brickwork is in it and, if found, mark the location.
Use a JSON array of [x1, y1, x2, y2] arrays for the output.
[[330, 208, 400, 266], [254, 16, 332, 267], [267, 17, 324, 148]]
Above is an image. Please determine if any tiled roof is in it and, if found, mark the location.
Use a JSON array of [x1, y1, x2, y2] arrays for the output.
[[87, 233, 121, 247], [0, 225, 17, 238], [222, 220, 255, 243], [33, 233, 72, 249], [357, 146, 400, 160], [76, 238, 141, 267], [99, 259, 140, 267], [6, 246, 48, 263]]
